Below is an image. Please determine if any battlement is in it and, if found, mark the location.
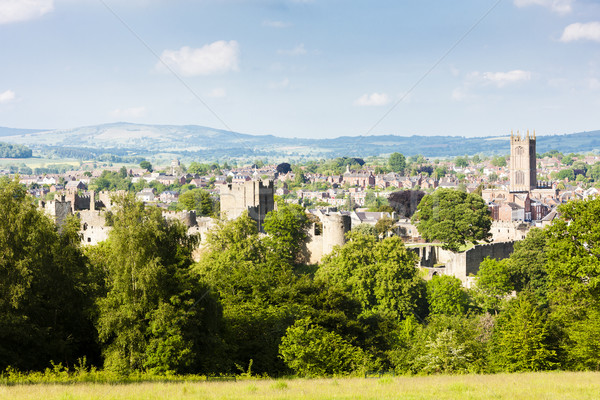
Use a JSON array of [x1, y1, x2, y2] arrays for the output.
[[163, 210, 198, 227], [220, 179, 275, 231]]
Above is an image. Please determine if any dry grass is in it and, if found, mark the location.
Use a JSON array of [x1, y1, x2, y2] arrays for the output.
[[1, 372, 599, 400]]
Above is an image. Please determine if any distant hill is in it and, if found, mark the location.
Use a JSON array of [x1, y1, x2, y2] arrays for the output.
[[1, 123, 599, 160], [0, 127, 47, 137]]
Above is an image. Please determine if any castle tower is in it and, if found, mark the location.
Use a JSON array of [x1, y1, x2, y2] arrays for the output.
[[509, 130, 537, 192], [219, 180, 275, 231]]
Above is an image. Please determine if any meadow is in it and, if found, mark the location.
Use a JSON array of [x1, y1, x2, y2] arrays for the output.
[[1, 372, 599, 400]]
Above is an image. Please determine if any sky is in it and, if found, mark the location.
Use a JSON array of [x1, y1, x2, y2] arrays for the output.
[[0, 0, 599, 139]]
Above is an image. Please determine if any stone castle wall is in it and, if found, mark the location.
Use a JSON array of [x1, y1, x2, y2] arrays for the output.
[[414, 241, 515, 284]]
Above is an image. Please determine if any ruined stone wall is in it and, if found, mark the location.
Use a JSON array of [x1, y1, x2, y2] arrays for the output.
[[164, 210, 197, 227], [78, 210, 109, 245], [490, 221, 530, 242], [220, 180, 275, 230], [43, 199, 72, 227], [322, 213, 351, 255], [445, 241, 515, 282]]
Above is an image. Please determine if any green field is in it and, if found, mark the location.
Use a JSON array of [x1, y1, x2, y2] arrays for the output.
[[1, 372, 599, 400]]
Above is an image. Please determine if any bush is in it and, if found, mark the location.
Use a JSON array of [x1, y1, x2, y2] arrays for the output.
[[279, 318, 367, 376]]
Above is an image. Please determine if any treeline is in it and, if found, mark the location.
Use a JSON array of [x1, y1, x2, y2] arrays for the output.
[[2, 176, 600, 377], [0, 142, 32, 158], [40, 146, 145, 164]]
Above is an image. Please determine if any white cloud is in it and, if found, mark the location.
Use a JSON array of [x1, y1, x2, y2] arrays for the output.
[[452, 69, 531, 100], [262, 20, 291, 28], [514, 0, 574, 15], [0, 89, 16, 104], [157, 40, 240, 76], [110, 106, 146, 119], [560, 22, 600, 42], [589, 78, 600, 90], [268, 78, 290, 90], [354, 93, 390, 107], [0, 0, 53, 24], [277, 43, 307, 56], [451, 88, 468, 101], [480, 70, 532, 87], [207, 87, 227, 98]]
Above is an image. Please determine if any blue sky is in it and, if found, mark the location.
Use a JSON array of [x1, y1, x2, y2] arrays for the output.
[[0, 0, 599, 139]]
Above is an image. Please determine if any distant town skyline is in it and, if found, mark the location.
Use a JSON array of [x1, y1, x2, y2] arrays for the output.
[[1, 0, 599, 139]]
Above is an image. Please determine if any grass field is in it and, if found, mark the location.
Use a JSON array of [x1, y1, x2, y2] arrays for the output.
[[1, 372, 598, 400]]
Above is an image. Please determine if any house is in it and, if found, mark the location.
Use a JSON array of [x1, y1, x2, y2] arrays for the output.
[[65, 180, 86, 191], [136, 188, 156, 202]]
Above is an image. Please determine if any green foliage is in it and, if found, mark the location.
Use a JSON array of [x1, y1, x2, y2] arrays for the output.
[[490, 156, 507, 167], [0, 142, 32, 158], [545, 198, 600, 318], [140, 160, 153, 172], [389, 314, 486, 374], [489, 296, 556, 372], [412, 189, 491, 252], [178, 188, 215, 216], [375, 215, 395, 237], [426, 275, 470, 316], [0, 177, 98, 371], [388, 152, 406, 173], [563, 306, 600, 370], [507, 228, 549, 305], [279, 318, 366, 376], [556, 168, 575, 181], [263, 204, 311, 263], [89, 170, 135, 192], [316, 232, 424, 320], [193, 213, 302, 374], [454, 157, 468, 168], [94, 195, 217, 375]]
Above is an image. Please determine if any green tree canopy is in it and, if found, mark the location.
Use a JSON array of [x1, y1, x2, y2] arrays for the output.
[[0, 177, 98, 371], [545, 198, 600, 319], [316, 232, 425, 320], [489, 296, 556, 372], [388, 152, 406, 173], [426, 275, 470, 316], [140, 160, 153, 172], [263, 203, 311, 263], [177, 188, 215, 216], [94, 195, 218, 374], [412, 188, 491, 252]]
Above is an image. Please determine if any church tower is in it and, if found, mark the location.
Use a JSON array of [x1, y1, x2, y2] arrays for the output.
[[509, 130, 537, 192]]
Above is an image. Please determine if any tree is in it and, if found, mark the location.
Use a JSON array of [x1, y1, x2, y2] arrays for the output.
[[316, 232, 425, 320], [491, 156, 507, 167], [387, 190, 425, 218], [412, 188, 491, 252], [276, 163, 292, 174], [454, 157, 468, 168], [375, 215, 395, 237], [193, 213, 301, 375], [426, 275, 470, 316], [0, 177, 98, 371], [556, 169, 575, 181], [140, 160, 153, 172], [388, 152, 406, 173], [94, 195, 217, 374], [506, 228, 549, 305], [178, 189, 214, 216], [489, 296, 556, 372], [263, 203, 311, 263], [545, 198, 600, 319], [279, 317, 366, 376]]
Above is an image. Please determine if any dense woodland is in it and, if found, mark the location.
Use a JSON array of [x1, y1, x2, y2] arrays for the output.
[[0, 142, 32, 158], [1, 175, 600, 377]]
